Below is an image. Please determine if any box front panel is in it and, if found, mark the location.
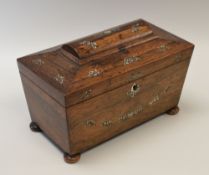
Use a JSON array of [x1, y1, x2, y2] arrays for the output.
[[67, 59, 190, 154], [66, 44, 193, 107]]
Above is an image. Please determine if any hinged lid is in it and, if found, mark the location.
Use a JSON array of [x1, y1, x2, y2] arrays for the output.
[[17, 19, 194, 107]]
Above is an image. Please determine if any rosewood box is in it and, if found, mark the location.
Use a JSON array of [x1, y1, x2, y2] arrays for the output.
[[17, 19, 194, 163]]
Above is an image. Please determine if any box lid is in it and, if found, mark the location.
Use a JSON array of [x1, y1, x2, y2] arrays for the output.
[[17, 19, 194, 107]]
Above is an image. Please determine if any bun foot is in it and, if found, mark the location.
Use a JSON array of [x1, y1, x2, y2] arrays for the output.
[[166, 106, 179, 115], [30, 122, 42, 132], [64, 153, 81, 164]]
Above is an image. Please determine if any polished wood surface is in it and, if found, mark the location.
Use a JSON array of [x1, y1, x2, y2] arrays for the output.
[[17, 19, 194, 107], [68, 59, 190, 154], [17, 19, 194, 163], [20, 74, 70, 153]]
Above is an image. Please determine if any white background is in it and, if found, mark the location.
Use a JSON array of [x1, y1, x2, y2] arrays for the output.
[[0, 0, 209, 174]]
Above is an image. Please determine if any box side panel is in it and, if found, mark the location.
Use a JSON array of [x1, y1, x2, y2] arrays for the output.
[[17, 57, 66, 106], [67, 58, 191, 154], [20, 74, 70, 153]]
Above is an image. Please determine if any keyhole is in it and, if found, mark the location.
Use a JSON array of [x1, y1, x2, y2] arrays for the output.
[[132, 83, 140, 92], [133, 84, 138, 91], [127, 83, 141, 98]]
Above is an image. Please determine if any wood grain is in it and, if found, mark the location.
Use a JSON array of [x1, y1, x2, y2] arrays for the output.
[[20, 74, 70, 153], [67, 59, 190, 154], [17, 19, 194, 162]]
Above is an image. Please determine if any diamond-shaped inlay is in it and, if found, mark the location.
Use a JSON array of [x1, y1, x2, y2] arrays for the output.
[[54, 74, 64, 85], [131, 23, 140, 32], [159, 44, 169, 51], [80, 89, 92, 100], [88, 69, 102, 78], [124, 56, 143, 65], [80, 40, 97, 49], [32, 58, 44, 65]]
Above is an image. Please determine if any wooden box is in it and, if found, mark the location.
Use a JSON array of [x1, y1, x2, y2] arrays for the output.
[[17, 19, 194, 163]]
